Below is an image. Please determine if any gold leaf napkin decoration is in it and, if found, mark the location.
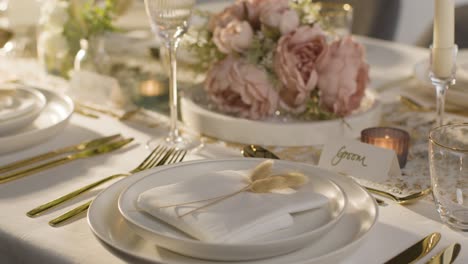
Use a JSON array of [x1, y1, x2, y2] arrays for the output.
[[157, 160, 309, 218]]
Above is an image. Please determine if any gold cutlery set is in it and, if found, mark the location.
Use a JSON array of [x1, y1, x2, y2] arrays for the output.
[[46, 147, 186, 226], [74, 101, 140, 120], [384, 232, 461, 264], [400, 95, 468, 118], [74, 102, 161, 128], [0, 133, 187, 226]]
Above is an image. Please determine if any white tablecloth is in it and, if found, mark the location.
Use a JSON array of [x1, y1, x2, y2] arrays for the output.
[[1, 37, 468, 263]]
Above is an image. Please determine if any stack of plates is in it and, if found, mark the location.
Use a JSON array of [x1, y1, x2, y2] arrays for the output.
[[88, 159, 379, 264], [0, 85, 74, 155], [0, 85, 46, 134]]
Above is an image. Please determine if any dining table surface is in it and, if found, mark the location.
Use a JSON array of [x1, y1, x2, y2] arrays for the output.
[[1, 2, 468, 264]]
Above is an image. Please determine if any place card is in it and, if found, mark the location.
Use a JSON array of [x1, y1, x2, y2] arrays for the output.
[[318, 137, 401, 182]]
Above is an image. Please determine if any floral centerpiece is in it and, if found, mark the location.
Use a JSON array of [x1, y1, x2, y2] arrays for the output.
[[187, 0, 369, 120], [37, 0, 132, 77]]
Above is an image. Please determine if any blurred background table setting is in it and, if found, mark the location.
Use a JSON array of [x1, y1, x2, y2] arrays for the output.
[[0, 0, 467, 263]]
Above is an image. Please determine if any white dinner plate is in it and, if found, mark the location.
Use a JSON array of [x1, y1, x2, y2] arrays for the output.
[[0, 86, 47, 135], [118, 159, 347, 261], [0, 87, 74, 155], [88, 159, 378, 264], [181, 86, 381, 147]]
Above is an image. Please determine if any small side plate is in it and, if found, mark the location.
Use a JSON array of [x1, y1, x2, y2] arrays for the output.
[[0, 86, 47, 135], [0, 87, 74, 155]]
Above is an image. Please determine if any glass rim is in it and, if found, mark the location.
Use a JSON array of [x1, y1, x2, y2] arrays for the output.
[[429, 123, 468, 152], [361, 126, 410, 137]]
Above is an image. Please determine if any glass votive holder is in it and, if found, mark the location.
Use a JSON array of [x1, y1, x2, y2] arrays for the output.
[[361, 127, 410, 168], [317, 2, 354, 38]]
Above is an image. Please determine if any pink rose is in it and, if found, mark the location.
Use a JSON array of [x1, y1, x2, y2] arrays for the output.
[[209, 0, 262, 31], [317, 37, 370, 116], [205, 56, 279, 120], [213, 19, 254, 54], [259, 0, 300, 35], [274, 25, 328, 113]]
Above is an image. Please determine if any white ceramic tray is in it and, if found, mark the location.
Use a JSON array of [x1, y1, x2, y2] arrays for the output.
[[88, 159, 378, 264], [181, 87, 382, 146]]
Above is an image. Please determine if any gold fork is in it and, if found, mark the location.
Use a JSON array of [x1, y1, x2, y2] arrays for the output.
[[48, 148, 187, 227], [28, 146, 183, 217]]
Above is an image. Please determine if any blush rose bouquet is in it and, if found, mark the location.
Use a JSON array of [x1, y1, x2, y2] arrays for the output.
[[187, 0, 369, 120]]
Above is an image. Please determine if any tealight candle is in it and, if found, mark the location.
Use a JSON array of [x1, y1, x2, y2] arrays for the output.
[[139, 79, 166, 97], [361, 127, 410, 168]]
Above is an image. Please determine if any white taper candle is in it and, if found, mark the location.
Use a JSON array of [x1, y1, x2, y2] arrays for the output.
[[433, 0, 455, 77]]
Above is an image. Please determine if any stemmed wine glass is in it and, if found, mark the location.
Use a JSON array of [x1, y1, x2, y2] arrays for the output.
[[144, 0, 200, 150]]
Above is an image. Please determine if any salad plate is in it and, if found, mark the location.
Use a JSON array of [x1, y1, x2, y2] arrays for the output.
[[118, 159, 347, 261]]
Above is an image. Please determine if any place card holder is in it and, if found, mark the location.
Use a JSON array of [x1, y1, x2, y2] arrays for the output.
[[318, 138, 401, 183]]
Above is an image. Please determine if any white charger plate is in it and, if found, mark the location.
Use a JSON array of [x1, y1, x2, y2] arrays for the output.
[[0, 86, 47, 135], [118, 159, 347, 261], [0, 87, 74, 155], [181, 87, 381, 147], [88, 159, 378, 264]]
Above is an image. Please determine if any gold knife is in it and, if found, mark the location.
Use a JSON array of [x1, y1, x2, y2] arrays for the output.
[[0, 134, 121, 174], [427, 243, 461, 264], [0, 138, 134, 184], [384, 233, 441, 264]]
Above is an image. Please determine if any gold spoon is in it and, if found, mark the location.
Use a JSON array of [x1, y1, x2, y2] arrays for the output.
[[365, 186, 432, 205], [242, 145, 431, 205]]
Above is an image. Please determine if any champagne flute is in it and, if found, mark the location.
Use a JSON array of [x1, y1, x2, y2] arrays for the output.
[[144, 0, 200, 150]]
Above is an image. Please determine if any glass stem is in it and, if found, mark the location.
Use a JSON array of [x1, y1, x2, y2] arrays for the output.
[[435, 81, 448, 127], [167, 38, 180, 142]]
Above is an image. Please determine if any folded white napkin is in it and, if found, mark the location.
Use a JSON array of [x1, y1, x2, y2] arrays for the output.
[[137, 170, 328, 243]]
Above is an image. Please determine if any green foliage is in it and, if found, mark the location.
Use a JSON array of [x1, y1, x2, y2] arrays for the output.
[[245, 31, 279, 88], [299, 90, 339, 121], [185, 29, 226, 72], [290, 0, 320, 25], [82, 0, 117, 38], [63, 0, 119, 65]]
